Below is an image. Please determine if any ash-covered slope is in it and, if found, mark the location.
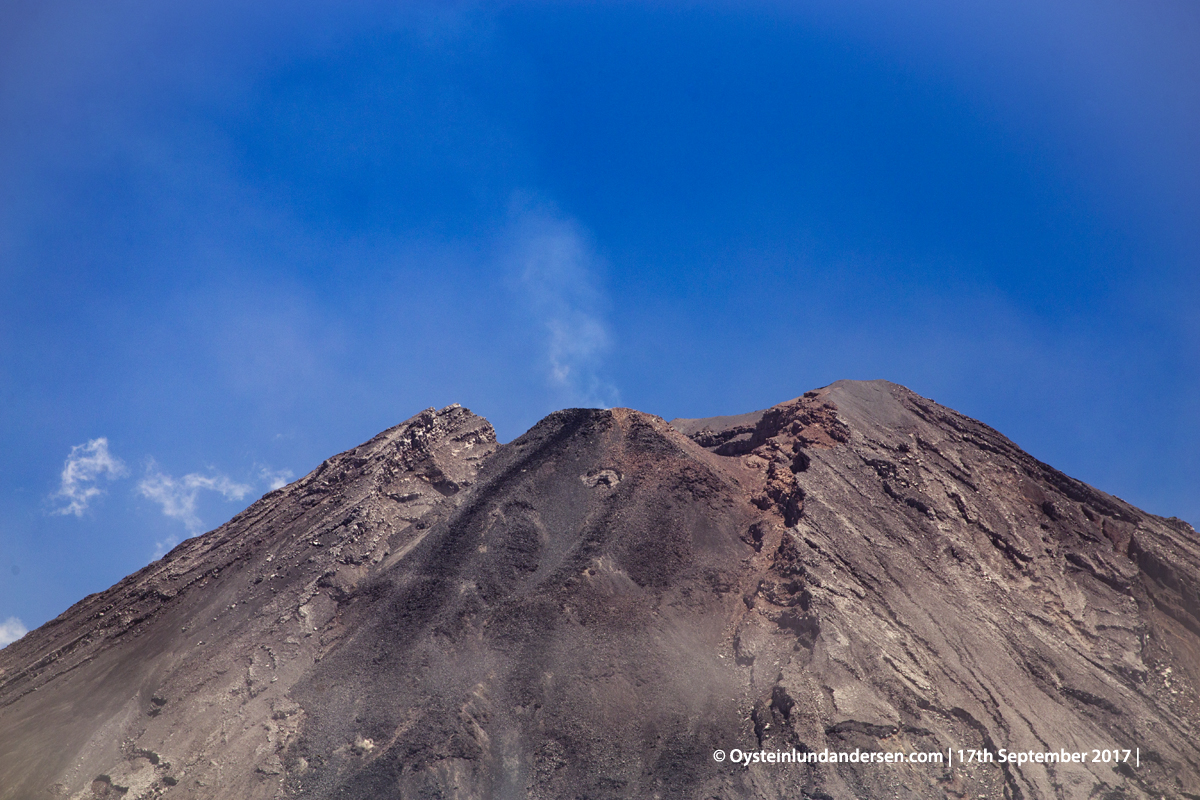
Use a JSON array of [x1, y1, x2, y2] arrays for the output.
[[0, 404, 497, 799], [2, 381, 1199, 800]]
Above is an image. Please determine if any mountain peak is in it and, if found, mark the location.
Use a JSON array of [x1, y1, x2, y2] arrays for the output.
[[3, 384, 1198, 800]]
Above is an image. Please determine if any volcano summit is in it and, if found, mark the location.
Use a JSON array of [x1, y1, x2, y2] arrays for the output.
[[2, 380, 1198, 799]]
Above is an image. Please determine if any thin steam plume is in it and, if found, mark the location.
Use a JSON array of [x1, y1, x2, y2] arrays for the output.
[[509, 209, 619, 408]]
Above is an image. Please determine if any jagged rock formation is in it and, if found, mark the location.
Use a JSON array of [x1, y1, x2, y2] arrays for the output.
[[2, 381, 1198, 800]]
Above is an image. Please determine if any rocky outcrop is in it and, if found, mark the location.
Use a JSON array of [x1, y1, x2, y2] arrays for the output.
[[1, 381, 1197, 800], [681, 380, 1200, 800]]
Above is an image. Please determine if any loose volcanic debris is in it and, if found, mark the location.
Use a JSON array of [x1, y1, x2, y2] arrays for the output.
[[2, 381, 1198, 800]]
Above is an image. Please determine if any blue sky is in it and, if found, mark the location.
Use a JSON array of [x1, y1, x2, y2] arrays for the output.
[[1, 0, 1197, 642]]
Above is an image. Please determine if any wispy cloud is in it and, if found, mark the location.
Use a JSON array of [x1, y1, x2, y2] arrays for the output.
[[0, 617, 27, 648], [152, 536, 179, 561], [137, 461, 253, 536], [145, 465, 286, 559], [259, 467, 294, 491], [51, 438, 128, 516], [507, 204, 619, 408]]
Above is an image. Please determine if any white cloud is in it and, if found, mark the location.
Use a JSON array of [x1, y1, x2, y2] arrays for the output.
[[137, 461, 253, 536], [259, 466, 294, 491], [507, 204, 619, 408], [51, 437, 128, 516], [0, 617, 27, 648], [152, 534, 179, 562]]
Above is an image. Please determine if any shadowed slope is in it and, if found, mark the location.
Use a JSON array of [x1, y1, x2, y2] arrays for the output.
[[284, 407, 762, 800]]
